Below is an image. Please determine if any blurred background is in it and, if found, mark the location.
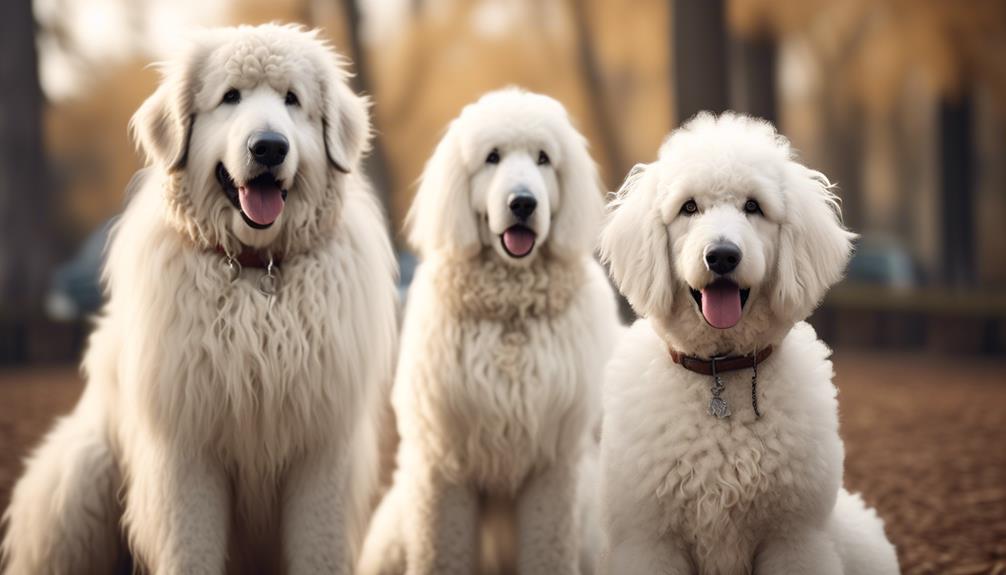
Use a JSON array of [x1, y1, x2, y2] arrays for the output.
[[0, 0, 1003, 572]]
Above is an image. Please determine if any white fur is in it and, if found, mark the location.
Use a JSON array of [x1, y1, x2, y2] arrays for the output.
[[2, 24, 397, 575], [598, 113, 899, 574], [359, 88, 620, 575]]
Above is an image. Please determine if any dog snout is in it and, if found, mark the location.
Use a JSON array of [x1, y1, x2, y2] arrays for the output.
[[705, 241, 742, 275], [508, 188, 537, 221], [248, 131, 289, 167]]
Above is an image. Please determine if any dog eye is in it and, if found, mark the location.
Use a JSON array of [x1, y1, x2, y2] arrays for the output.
[[680, 199, 698, 216], [537, 151, 550, 166], [486, 149, 501, 164], [744, 199, 763, 215], [221, 89, 241, 105], [285, 91, 300, 106]]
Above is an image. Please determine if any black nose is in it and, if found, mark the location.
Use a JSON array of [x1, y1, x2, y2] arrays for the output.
[[248, 131, 289, 167], [705, 241, 742, 275], [508, 189, 537, 221]]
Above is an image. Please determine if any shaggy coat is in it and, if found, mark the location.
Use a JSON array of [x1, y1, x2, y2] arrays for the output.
[[1, 25, 397, 575], [597, 113, 899, 575], [359, 89, 620, 575]]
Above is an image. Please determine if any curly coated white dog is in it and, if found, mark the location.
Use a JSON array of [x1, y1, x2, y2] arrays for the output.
[[2, 25, 397, 574], [597, 113, 900, 575], [358, 89, 620, 575]]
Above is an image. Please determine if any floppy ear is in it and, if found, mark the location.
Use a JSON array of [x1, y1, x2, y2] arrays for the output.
[[406, 123, 479, 258], [548, 126, 605, 259], [130, 51, 202, 171], [320, 57, 372, 174], [599, 163, 674, 318], [771, 165, 857, 321]]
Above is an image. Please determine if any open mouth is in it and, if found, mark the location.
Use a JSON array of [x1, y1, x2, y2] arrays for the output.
[[690, 278, 751, 330], [216, 163, 288, 230], [500, 225, 536, 258]]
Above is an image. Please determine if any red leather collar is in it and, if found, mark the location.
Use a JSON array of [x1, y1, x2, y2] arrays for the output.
[[668, 346, 773, 376]]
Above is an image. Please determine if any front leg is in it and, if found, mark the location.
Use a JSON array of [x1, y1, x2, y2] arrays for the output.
[[755, 528, 843, 575], [123, 439, 229, 575], [405, 466, 479, 574], [282, 445, 357, 575], [601, 536, 692, 575], [516, 460, 579, 575]]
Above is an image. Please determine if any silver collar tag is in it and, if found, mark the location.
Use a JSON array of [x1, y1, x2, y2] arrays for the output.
[[258, 256, 279, 309], [708, 357, 731, 419]]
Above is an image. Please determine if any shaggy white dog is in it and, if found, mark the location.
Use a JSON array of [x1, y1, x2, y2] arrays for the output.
[[358, 89, 620, 575], [1, 24, 397, 574], [597, 113, 900, 575]]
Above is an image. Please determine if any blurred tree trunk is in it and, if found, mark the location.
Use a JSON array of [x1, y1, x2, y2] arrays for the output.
[[0, 0, 51, 311], [939, 93, 975, 286], [730, 35, 777, 125], [570, 0, 625, 184], [826, 107, 865, 231], [338, 0, 395, 223], [672, 0, 728, 123]]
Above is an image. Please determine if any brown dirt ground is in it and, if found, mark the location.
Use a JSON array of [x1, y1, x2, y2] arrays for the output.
[[1, 353, 1004, 574]]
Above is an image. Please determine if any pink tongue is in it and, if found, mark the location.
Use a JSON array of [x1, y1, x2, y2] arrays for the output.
[[701, 281, 742, 329], [238, 181, 284, 225], [502, 227, 536, 257]]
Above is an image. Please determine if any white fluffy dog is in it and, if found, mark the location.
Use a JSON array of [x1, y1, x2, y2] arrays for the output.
[[358, 89, 620, 575], [597, 113, 900, 575], [1, 25, 397, 574]]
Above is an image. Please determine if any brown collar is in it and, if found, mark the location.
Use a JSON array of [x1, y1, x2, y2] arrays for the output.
[[668, 346, 773, 376], [214, 245, 282, 269]]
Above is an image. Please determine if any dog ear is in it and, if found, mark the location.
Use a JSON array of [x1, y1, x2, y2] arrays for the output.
[[406, 123, 479, 258], [549, 125, 605, 260], [130, 50, 202, 172], [599, 163, 674, 318], [771, 165, 857, 321], [320, 56, 372, 174]]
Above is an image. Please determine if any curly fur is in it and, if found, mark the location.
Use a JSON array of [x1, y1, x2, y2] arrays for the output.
[[359, 89, 620, 575], [598, 113, 899, 575], [432, 252, 583, 323], [2, 24, 396, 575]]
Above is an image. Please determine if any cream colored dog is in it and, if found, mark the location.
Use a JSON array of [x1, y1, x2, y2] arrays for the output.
[[1, 24, 397, 574], [598, 113, 900, 575], [359, 89, 620, 575]]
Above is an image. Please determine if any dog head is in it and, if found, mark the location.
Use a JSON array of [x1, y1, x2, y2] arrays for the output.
[[600, 113, 855, 356], [407, 88, 603, 264], [130, 24, 370, 253]]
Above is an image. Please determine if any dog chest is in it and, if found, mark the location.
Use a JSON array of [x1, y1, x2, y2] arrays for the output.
[[632, 377, 840, 567], [395, 257, 606, 491], [397, 290, 598, 493], [119, 248, 375, 463], [457, 316, 589, 490], [604, 326, 845, 571]]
